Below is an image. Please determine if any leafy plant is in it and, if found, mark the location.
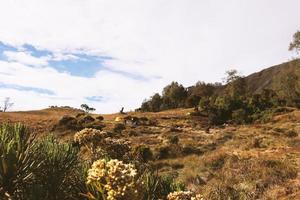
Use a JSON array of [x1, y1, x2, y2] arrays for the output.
[[134, 145, 153, 163], [113, 123, 126, 133], [141, 170, 185, 200], [84, 159, 140, 200], [0, 123, 38, 199], [30, 135, 80, 200]]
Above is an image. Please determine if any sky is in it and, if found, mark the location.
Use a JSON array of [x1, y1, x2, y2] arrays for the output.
[[0, 0, 299, 113]]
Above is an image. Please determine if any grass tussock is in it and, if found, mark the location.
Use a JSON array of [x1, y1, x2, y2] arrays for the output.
[[201, 156, 298, 199]]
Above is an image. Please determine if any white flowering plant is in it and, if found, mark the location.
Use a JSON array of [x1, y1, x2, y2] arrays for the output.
[[84, 159, 140, 200], [74, 128, 108, 145], [167, 191, 203, 200], [74, 128, 132, 161]]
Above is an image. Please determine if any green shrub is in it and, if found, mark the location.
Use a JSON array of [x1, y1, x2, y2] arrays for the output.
[[261, 112, 274, 123], [141, 171, 185, 200], [207, 107, 229, 125], [30, 136, 81, 200], [134, 145, 153, 162], [100, 138, 131, 161], [0, 123, 38, 199], [156, 146, 171, 159], [113, 123, 126, 133], [231, 108, 247, 124], [53, 115, 82, 131]]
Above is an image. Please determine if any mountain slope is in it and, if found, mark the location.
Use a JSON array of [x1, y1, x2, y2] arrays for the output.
[[245, 59, 300, 94]]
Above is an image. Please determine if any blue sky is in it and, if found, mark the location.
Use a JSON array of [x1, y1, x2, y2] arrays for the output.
[[0, 42, 110, 77], [0, 39, 159, 112], [0, 0, 299, 113]]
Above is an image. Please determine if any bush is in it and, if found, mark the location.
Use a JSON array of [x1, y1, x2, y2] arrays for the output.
[[134, 145, 153, 162], [207, 108, 229, 125], [30, 136, 81, 200], [232, 108, 247, 124], [156, 146, 171, 159], [96, 115, 104, 121], [285, 130, 298, 138], [74, 128, 130, 161], [113, 123, 126, 133], [53, 115, 82, 131], [101, 138, 132, 160], [141, 171, 185, 200], [0, 124, 85, 200], [0, 124, 38, 199], [78, 115, 95, 124], [85, 159, 140, 200], [85, 123, 105, 130], [255, 110, 274, 123], [156, 144, 182, 160], [74, 128, 108, 145]]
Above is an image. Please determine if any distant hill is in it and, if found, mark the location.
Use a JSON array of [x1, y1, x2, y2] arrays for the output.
[[139, 59, 300, 112], [244, 59, 300, 94]]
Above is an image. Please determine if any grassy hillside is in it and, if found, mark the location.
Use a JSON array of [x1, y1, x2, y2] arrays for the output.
[[1, 106, 300, 199], [0, 107, 84, 134]]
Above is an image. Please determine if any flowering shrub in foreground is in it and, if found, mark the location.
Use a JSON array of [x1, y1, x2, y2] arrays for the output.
[[167, 191, 203, 200], [86, 159, 140, 200]]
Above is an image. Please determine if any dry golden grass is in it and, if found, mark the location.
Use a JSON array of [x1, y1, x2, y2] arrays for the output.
[[1, 107, 300, 199], [0, 107, 82, 134]]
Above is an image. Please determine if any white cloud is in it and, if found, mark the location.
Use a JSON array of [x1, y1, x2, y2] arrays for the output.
[[51, 53, 80, 61], [3, 51, 49, 67], [0, 0, 299, 112], [3, 50, 80, 66], [0, 60, 162, 113]]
